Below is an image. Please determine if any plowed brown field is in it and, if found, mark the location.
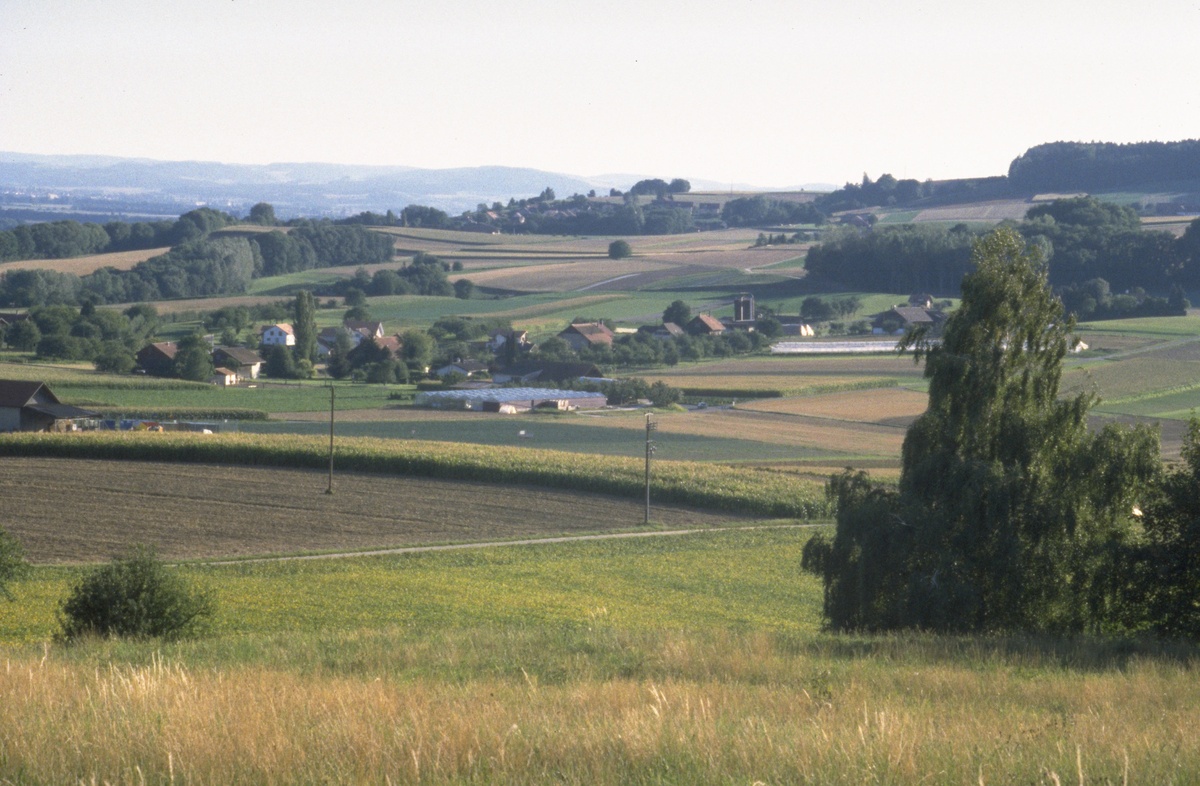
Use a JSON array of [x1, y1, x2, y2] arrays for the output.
[[2, 458, 752, 563]]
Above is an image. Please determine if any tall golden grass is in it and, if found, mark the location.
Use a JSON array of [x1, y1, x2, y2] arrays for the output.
[[2, 631, 1197, 783]]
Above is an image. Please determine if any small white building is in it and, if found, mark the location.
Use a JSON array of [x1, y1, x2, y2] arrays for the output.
[[260, 323, 295, 347]]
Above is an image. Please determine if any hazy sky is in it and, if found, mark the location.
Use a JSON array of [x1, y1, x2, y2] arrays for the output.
[[2, 0, 1197, 187]]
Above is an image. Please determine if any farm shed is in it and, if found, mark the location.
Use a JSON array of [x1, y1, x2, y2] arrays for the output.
[[0, 379, 100, 432], [413, 387, 607, 412]]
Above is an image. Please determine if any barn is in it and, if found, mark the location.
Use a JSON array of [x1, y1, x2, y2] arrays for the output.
[[0, 380, 100, 432], [413, 387, 607, 412]]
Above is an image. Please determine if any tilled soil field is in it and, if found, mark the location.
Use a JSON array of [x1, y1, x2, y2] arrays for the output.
[[1, 458, 753, 563]]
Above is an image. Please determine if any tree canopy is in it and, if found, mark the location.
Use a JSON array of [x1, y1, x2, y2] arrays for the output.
[[805, 228, 1161, 634]]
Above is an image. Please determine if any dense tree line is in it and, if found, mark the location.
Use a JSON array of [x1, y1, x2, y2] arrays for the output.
[[536, 326, 774, 370], [0, 208, 236, 262], [0, 221, 394, 307], [1, 302, 159, 372], [319, 252, 458, 300], [1008, 140, 1200, 193], [805, 223, 979, 294], [1019, 197, 1187, 291], [802, 229, 1200, 638], [721, 196, 825, 227], [806, 197, 1200, 313]]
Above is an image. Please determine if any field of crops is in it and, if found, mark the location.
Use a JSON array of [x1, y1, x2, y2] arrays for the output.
[[0, 457, 752, 564], [0, 431, 831, 518], [0, 246, 169, 276]]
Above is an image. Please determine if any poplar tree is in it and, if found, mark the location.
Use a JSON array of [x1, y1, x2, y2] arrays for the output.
[[292, 290, 317, 363]]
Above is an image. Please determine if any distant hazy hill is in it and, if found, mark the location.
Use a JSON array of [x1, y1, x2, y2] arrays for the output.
[[0, 153, 613, 218]]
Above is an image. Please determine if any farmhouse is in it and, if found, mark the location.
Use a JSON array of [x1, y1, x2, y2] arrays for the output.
[[0, 379, 99, 432], [688, 313, 726, 335], [558, 322, 614, 351], [260, 323, 295, 347], [136, 341, 178, 376], [413, 387, 607, 412], [211, 347, 264, 379], [872, 307, 945, 335]]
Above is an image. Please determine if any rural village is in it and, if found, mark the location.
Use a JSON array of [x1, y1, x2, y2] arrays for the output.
[[3, 2, 1200, 779]]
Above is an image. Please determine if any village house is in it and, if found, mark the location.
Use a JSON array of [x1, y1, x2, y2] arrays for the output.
[[557, 322, 614, 351], [259, 323, 295, 347], [343, 319, 385, 340], [0, 379, 99, 432]]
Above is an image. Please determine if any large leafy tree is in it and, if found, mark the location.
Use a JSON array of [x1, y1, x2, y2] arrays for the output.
[[807, 228, 1160, 633], [172, 334, 214, 382]]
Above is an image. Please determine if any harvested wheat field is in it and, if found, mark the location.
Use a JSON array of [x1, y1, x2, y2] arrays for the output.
[[2, 458, 753, 564], [0, 247, 170, 276]]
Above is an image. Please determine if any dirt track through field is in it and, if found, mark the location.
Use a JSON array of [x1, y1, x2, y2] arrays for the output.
[[1, 458, 759, 564]]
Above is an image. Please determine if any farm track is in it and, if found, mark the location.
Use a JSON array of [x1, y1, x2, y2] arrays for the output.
[[209, 523, 821, 565], [1, 457, 759, 564]]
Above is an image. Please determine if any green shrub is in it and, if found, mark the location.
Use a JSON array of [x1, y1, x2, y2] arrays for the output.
[[59, 546, 214, 641]]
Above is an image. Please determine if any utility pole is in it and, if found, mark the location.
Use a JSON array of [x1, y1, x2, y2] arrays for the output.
[[644, 412, 657, 525], [325, 384, 335, 495]]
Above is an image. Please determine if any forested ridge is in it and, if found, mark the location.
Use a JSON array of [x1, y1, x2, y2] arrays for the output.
[[0, 207, 395, 307], [806, 197, 1200, 318]]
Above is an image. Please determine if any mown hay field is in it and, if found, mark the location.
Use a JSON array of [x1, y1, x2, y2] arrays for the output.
[[0, 457, 752, 564], [737, 387, 928, 424], [0, 246, 169, 276]]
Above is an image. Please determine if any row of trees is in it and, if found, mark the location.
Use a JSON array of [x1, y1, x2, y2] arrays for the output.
[[803, 229, 1200, 639]]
